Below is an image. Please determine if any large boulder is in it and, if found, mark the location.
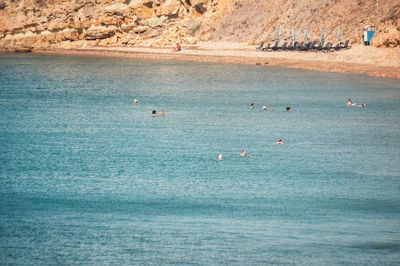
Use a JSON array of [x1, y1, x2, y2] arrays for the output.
[[135, 5, 154, 19], [140, 15, 168, 27], [133, 25, 150, 33], [83, 26, 117, 40], [47, 20, 68, 31], [120, 21, 138, 31], [104, 3, 128, 16]]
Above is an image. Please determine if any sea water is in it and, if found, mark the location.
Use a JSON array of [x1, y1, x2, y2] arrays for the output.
[[0, 53, 399, 265]]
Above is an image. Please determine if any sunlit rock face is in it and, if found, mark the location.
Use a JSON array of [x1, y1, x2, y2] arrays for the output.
[[0, 0, 398, 49]]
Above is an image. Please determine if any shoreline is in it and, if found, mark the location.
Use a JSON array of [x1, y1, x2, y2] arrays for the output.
[[2, 45, 400, 79]]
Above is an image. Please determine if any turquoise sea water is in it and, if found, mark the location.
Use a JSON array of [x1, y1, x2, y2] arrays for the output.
[[1, 53, 400, 265]]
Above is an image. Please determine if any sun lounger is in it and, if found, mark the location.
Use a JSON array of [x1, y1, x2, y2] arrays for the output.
[[296, 42, 304, 51], [323, 42, 332, 52], [328, 42, 335, 52], [308, 41, 317, 51], [301, 42, 311, 51], [288, 41, 298, 51], [261, 43, 271, 51], [255, 42, 264, 51], [320, 42, 326, 51], [271, 41, 279, 51], [280, 42, 288, 51], [316, 42, 324, 51], [342, 40, 350, 49]]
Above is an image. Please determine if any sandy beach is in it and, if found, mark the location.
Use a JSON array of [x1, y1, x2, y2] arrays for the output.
[[11, 42, 398, 79]]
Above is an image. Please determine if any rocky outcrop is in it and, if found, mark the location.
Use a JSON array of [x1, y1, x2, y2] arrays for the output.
[[0, 0, 398, 50], [0, 0, 213, 49]]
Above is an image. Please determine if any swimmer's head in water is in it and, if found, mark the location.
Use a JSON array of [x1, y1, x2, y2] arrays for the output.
[[286, 107, 291, 111]]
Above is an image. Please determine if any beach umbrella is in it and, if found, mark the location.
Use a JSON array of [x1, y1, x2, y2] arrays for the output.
[[319, 28, 325, 44], [291, 28, 296, 44], [304, 28, 309, 42], [275, 25, 281, 42]]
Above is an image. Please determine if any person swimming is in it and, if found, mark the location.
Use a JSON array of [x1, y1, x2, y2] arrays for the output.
[[347, 98, 364, 107], [286, 106, 292, 111], [277, 138, 283, 144], [250, 103, 256, 109], [240, 149, 247, 157], [133, 99, 139, 106], [262, 105, 267, 111], [152, 110, 157, 117], [217, 154, 223, 161], [160, 110, 171, 116], [347, 98, 357, 107]]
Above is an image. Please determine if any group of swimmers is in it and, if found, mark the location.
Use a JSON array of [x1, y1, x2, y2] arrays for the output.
[[217, 139, 284, 161], [216, 103, 287, 161], [133, 97, 365, 161], [152, 110, 169, 117], [217, 151, 246, 161], [217, 99, 366, 161], [251, 99, 367, 111], [133, 98, 169, 117], [250, 102, 292, 112]]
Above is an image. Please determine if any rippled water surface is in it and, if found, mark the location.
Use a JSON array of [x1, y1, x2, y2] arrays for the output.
[[1, 53, 400, 265]]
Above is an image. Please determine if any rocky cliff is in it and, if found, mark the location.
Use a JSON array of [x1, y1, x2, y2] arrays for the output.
[[0, 0, 399, 50]]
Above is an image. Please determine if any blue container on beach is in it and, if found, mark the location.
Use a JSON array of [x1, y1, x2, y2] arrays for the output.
[[363, 25, 375, 45]]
